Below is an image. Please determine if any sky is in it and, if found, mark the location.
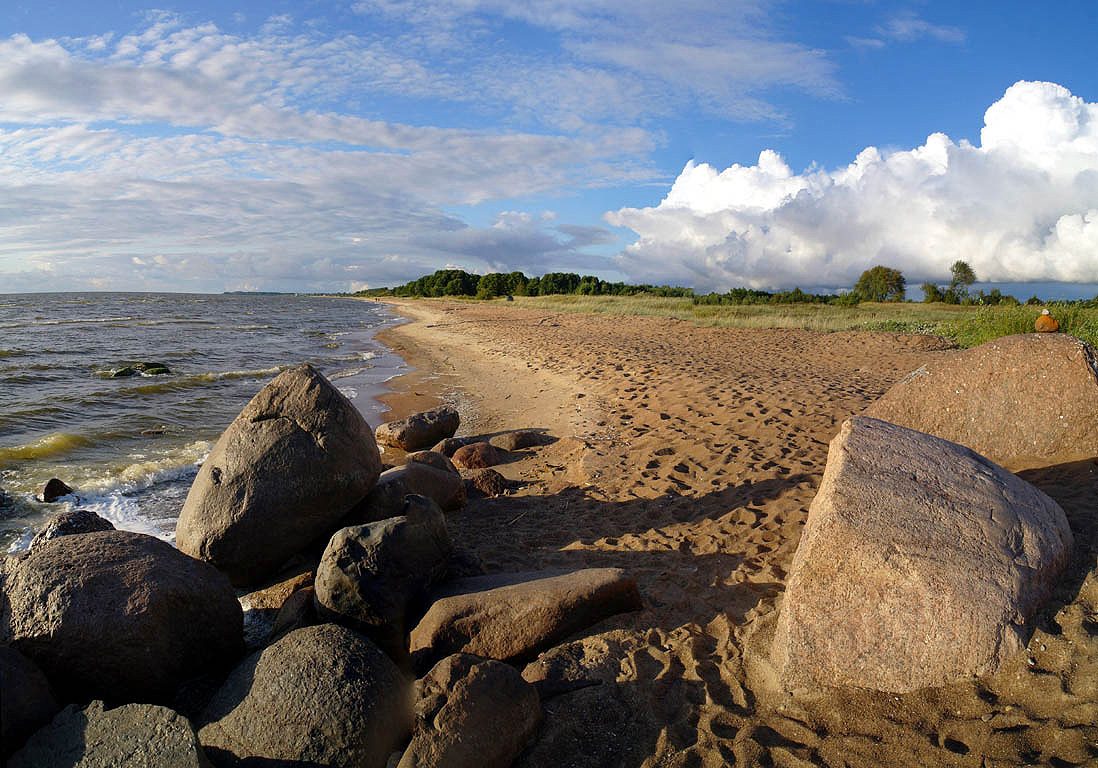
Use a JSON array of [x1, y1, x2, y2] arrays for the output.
[[1, 1, 1097, 296]]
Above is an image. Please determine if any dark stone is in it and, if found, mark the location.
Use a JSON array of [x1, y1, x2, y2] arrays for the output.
[[1, 646, 59, 758], [198, 624, 411, 768], [465, 468, 508, 497], [376, 407, 461, 452], [8, 701, 208, 768], [431, 437, 471, 458], [2, 530, 243, 704], [29, 509, 114, 551], [398, 654, 541, 768], [315, 495, 453, 661], [40, 478, 73, 503]]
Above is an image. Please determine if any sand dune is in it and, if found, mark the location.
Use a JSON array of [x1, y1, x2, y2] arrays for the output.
[[374, 299, 1098, 767]]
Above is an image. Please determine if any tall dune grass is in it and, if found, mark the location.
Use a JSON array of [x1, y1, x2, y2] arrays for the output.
[[502, 295, 1098, 347]]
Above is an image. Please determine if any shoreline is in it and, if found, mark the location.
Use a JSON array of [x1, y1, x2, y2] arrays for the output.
[[357, 297, 1098, 766]]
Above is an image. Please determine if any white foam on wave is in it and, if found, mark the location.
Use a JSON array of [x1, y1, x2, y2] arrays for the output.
[[329, 365, 375, 380], [338, 386, 358, 399]]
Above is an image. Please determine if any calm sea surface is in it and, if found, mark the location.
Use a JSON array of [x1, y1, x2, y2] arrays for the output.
[[0, 293, 404, 552]]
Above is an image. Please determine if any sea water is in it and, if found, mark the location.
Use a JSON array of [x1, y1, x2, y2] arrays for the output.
[[0, 293, 404, 552]]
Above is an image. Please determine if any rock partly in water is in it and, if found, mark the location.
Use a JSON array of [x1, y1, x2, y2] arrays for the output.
[[376, 407, 460, 452], [450, 442, 500, 470], [772, 416, 1074, 693], [864, 333, 1098, 468], [398, 653, 541, 768], [39, 478, 73, 503], [1, 646, 59, 758], [176, 363, 382, 586], [29, 509, 114, 552], [488, 430, 544, 451], [198, 624, 411, 768], [410, 568, 643, 671], [316, 494, 453, 660], [464, 468, 508, 498], [2, 530, 243, 704], [8, 701, 208, 768]]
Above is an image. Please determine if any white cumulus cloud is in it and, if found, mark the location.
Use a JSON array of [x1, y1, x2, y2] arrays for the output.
[[608, 81, 1098, 292]]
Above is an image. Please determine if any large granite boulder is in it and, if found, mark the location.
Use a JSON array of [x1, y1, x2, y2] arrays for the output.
[[1, 646, 59, 758], [772, 416, 1074, 693], [8, 701, 208, 768], [376, 406, 460, 452], [316, 495, 453, 659], [410, 568, 642, 671], [864, 333, 1098, 468], [198, 624, 411, 768], [1, 530, 243, 703], [350, 452, 465, 524], [29, 509, 114, 552], [398, 654, 541, 768], [176, 364, 382, 585]]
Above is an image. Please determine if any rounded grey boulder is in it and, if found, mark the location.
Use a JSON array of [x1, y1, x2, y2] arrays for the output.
[[376, 407, 460, 452], [176, 364, 382, 586], [199, 623, 411, 768], [2, 530, 243, 704]]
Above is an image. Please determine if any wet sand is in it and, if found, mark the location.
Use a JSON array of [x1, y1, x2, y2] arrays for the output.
[[373, 299, 1098, 767]]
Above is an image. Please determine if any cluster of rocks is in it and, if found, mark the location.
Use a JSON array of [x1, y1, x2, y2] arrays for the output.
[[773, 333, 1093, 693], [2, 363, 641, 765]]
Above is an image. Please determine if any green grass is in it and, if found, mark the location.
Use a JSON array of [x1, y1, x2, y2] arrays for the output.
[[492, 295, 1098, 347]]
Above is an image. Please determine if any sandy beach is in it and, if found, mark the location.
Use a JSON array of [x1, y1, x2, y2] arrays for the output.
[[373, 299, 1098, 767]]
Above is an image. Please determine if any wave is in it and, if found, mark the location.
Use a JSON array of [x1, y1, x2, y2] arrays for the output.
[[0, 348, 24, 358], [0, 432, 93, 464], [336, 351, 380, 362], [91, 366, 289, 392], [328, 365, 375, 380]]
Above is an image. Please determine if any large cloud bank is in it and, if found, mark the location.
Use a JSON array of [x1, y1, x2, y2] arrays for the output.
[[609, 81, 1098, 291]]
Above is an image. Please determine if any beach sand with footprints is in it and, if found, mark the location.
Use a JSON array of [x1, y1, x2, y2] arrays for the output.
[[373, 298, 1098, 767]]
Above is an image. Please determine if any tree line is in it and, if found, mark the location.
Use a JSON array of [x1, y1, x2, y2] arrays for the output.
[[354, 263, 1094, 306]]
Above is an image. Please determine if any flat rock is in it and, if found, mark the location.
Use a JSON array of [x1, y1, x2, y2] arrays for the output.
[[29, 509, 114, 552], [1, 646, 59, 758], [410, 568, 642, 671], [772, 416, 1074, 693], [488, 430, 544, 451], [864, 333, 1098, 468], [2, 530, 243, 704], [199, 624, 410, 768], [431, 437, 471, 457], [376, 407, 460, 452], [176, 364, 382, 586], [8, 701, 207, 768], [316, 495, 452, 660], [399, 654, 541, 768], [451, 442, 500, 470]]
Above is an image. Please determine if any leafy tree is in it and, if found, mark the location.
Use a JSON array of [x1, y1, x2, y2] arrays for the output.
[[854, 266, 906, 302], [921, 282, 944, 303], [949, 260, 977, 298]]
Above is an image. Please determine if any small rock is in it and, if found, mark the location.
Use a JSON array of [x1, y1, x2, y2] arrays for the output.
[[349, 454, 466, 523], [431, 437, 471, 458], [451, 442, 500, 470], [1035, 309, 1059, 333], [410, 568, 642, 671], [9, 701, 208, 768], [465, 468, 508, 497], [488, 430, 543, 451], [40, 478, 73, 503], [376, 407, 460, 452], [29, 509, 114, 551], [398, 654, 541, 768]]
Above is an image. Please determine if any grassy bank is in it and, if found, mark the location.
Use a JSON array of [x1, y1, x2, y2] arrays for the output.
[[500, 295, 1098, 347]]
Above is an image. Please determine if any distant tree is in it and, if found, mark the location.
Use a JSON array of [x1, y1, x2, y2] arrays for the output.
[[855, 266, 906, 302], [949, 260, 977, 298], [1026, 295, 1042, 305], [921, 282, 945, 303]]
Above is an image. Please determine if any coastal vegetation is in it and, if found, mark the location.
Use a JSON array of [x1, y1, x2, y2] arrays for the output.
[[356, 267, 1098, 347]]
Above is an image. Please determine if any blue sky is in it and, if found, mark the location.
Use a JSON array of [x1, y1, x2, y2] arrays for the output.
[[1, 1, 1096, 296]]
